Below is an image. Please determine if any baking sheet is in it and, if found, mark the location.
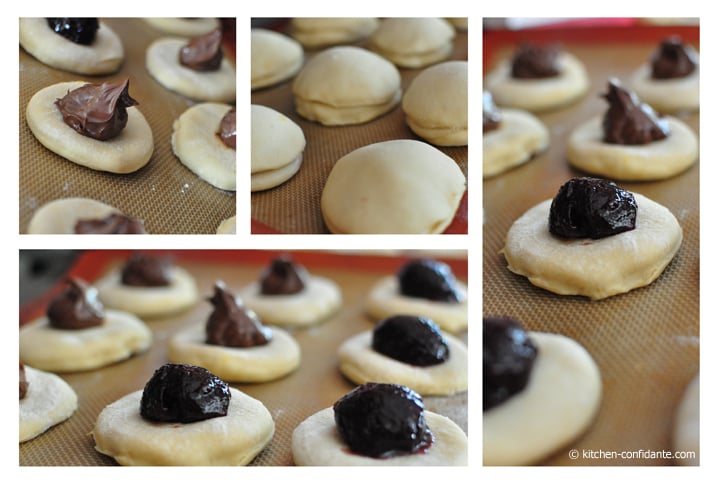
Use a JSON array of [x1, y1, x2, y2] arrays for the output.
[[483, 24, 699, 465]]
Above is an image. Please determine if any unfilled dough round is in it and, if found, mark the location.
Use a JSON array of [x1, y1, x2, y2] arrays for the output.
[[485, 52, 589, 112], [483, 108, 550, 178], [27, 198, 142, 234], [292, 46, 401, 126], [171, 102, 236, 191], [146, 38, 236, 102], [251, 28, 304, 90], [143, 18, 220, 37], [337, 330, 468, 396], [629, 63, 699, 113], [20, 18, 124, 75], [20, 366, 78, 443], [402, 61, 468, 146], [20, 310, 153, 373], [289, 18, 379, 48], [674, 374, 699, 466], [93, 388, 274, 466], [365, 275, 468, 333], [168, 324, 301, 382], [292, 407, 467, 466], [26, 81, 154, 173], [484, 331, 602, 466], [567, 115, 698, 181], [502, 193, 683, 300], [369, 18, 455, 68], [321, 139, 466, 234], [216, 215, 236, 234]]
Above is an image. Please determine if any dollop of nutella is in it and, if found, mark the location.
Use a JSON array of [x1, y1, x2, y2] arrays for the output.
[[47, 18, 99, 45], [179, 29, 223, 71], [47, 277, 105, 330], [602, 78, 670, 145], [218, 107, 236, 150], [206, 282, 272, 347], [55, 78, 139, 141], [651, 36, 698, 79], [121, 253, 172, 287], [483, 91, 502, 133], [74, 213, 147, 234], [20, 363, 29, 400], [511, 43, 561, 79], [259, 255, 308, 296]]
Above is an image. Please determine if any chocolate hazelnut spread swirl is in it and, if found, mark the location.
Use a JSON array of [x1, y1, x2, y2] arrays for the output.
[[74, 213, 147, 234], [511, 43, 561, 79], [179, 29, 223, 71], [121, 253, 172, 287], [55, 78, 139, 141], [260, 256, 308, 295], [483, 91, 501, 133], [651, 36, 698, 79], [20, 363, 29, 400], [47, 277, 105, 330], [602, 78, 670, 145], [206, 282, 272, 347], [218, 107, 236, 150]]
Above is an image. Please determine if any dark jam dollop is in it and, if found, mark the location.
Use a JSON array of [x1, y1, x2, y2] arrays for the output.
[[47, 18, 99, 45], [179, 29, 223, 71], [121, 253, 172, 287], [483, 91, 502, 133], [259, 255, 308, 296], [602, 78, 670, 145], [47, 277, 105, 330], [218, 107, 236, 150], [206, 282, 272, 347], [549, 177, 637, 239], [483, 316, 538, 411], [397, 259, 461, 303], [651, 36, 698, 80], [511, 43, 561, 79], [372, 315, 450, 367], [20, 363, 29, 400], [334, 383, 433, 458], [74, 213, 147, 234], [140, 363, 231, 423]]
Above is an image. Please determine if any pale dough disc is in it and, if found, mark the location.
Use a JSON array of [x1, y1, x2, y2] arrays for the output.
[[673, 374, 699, 465], [629, 64, 699, 113], [216, 215, 236, 234], [20, 310, 153, 373], [321, 139, 466, 234], [94, 265, 199, 318], [143, 18, 220, 37], [485, 52, 589, 112], [19, 366, 78, 443], [171, 102, 236, 191], [365, 275, 468, 333], [567, 115, 698, 181], [19, 18, 123, 75], [27, 197, 139, 234], [251, 28, 304, 90], [292, 407, 467, 466], [251, 154, 303, 192], [146, 38, 236, 102], [502, 194, 683, 300], [484, 331, 602, 466], [483, 108, 549, 178], [168, 324, 301, 382], [369, 18, 455, 68], [337, 330, 468, 396], [446, 18, 468, 31], [289, 18, 379, 48], [237, 275, 342, 327], [93, 388, 274, 466], [26, 81, 154, 174]]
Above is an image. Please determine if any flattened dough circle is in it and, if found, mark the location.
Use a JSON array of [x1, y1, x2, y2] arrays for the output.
[[483, 108, 549, 178], [20, 366, 78, 443], [216, 215, 236, 234], [27, 198, 139, 234], [251, 28, 304, 90], [629, 64, 699, 113]]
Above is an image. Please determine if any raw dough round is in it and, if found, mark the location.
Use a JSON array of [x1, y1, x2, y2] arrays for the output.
[[337, 330, 468, 396], [26, 81, 154, 174], [484, 331, 602, 466], [19, 366, 78, 443], [629, 63, 699, 113], [237, 275, 342, 327], [168, 324, 301, 382], [502, 193, 683, 300], [216, 215, 236, 234], [27, 198, 142, 234], [402, 61, 468, 146], [93, 387, 274, 466], [673, 374, 699, 465], [321, 139, 466, 234], [365, 275, 468, 333], [485, 51, 589, 112], [20, 310, 153, 373], [94, 265, 199, 318], [446, 18, 468, 31], [567, 115, 698, 181], [483, 108, 550, 178], [369, 17, 455, 68], [289, 18, 379, 48], [19, 18, 123, 75], [146, 38, 236, 102], [143, 18, 220, 37], [251, 28, 304, 90], [171, 102, 236, 191], [292, 46, 402, 126], [251, 104, 306, 191]]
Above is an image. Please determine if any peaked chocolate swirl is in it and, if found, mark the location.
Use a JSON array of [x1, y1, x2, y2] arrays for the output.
[[651, 36, 698, 79], [206, 282, 272, 347], [259, 255, 308, 295], [179, 29, 223, 71], [121, 253, 172, 287], [602, 78, 670, 145], [47, 277, 105, 330], [511, 43, 561, 79]]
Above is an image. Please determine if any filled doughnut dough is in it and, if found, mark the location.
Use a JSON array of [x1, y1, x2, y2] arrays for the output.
[[19, 366, 78, 443], [369, 17, 455, 68], [483, 108, 549, 178], [629, 64, 699, 113], [251, 28, 304, 90], [289, 18, 379, 48], [27, 198, 142, 234]]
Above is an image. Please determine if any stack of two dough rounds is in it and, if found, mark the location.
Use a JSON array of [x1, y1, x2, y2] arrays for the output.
[[369, 17, 456, 68], [251, 105, 306, 191], [289, 18, 379, 48]]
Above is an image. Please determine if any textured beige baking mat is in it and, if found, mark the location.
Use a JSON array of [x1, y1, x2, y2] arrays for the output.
[[19, 250, 468, 466], [19, 18, 236, 234], [483, 29, 699, 465]]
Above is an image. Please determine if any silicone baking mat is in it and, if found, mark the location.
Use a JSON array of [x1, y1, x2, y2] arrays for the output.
[[483, 23, 699, 465], [250, 18, 468, 234], [19, 18, 236, 234], [19, 250, 468, 466]]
